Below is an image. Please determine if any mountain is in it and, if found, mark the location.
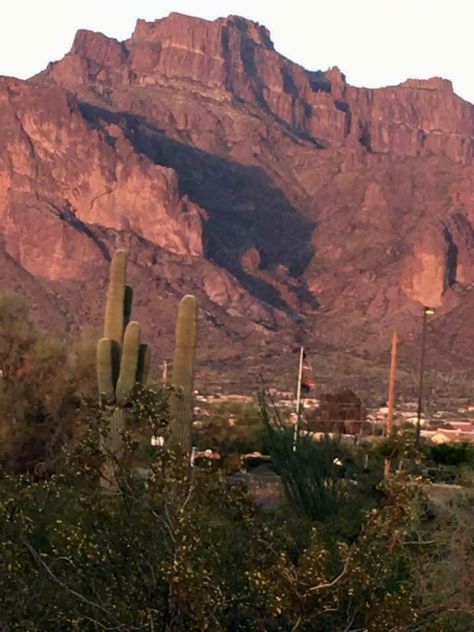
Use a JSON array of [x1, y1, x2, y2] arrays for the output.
[[1, 12, 473, 394]]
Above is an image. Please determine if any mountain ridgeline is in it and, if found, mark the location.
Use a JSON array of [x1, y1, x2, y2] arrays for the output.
[[1, 12, 474, 389]]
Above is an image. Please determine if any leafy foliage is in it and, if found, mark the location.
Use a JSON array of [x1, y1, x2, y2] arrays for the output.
[[3, 452, 470, 631], [0, 292, 87, 472]]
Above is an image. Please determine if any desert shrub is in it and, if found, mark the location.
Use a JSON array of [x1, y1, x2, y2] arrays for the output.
[[0, 292, 86, 473], [429, 442, 474, 467], [260, 391, 383, 538], [0, 409, 472, 631], [0, 460, 425, 631], [410, 487, 474, 631]]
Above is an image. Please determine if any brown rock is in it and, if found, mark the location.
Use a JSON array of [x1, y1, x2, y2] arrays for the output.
[[0, 76, 206, 283], [240, 247, 261, 273]]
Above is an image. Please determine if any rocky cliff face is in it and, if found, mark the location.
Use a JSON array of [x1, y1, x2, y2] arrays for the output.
[[41, 13, 474, 163], [0, 77, 206, 274], [1, 12, 474, 390]]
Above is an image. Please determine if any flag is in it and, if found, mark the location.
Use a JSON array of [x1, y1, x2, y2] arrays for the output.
[[302, 349, 313, 370], [301, 375, 316, 393], [300, 347, 316, 395], [301, 381, 311, 394], [301, 354, 316, 393], [297, 347, 316, 394]]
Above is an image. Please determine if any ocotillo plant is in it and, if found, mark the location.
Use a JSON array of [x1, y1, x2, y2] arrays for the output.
[[97, 250, 151, 487], [169, 295, 198, 453]]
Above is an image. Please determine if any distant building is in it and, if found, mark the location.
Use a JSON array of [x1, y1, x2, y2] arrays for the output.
[[421, 427, 474, 444]]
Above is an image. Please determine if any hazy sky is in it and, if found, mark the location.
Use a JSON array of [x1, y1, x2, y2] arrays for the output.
[[2, 0, 473, 102]]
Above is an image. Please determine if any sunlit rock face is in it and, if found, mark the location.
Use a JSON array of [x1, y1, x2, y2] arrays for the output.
[[0, 11, 474, 373], [402, 229, 449, 307], [0, 77, 206, 281]]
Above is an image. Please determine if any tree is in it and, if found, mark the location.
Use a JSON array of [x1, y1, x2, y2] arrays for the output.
[[309, 388, 366, 434], [0, 292, 79, 472]]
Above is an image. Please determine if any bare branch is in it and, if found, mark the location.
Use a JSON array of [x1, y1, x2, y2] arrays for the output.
[[22, 536, 142, 631]]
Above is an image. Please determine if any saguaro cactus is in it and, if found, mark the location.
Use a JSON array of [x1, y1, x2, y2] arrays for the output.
[[97, 250, 150, 487], [169, 295, 198, 453]]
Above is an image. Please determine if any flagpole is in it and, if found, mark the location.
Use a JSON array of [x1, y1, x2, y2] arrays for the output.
[[293, 345, 304, 451]]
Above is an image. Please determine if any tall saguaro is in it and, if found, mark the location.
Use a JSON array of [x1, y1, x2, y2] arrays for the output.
[[97, 250, 151, 488], [97, 251, 199, 471]]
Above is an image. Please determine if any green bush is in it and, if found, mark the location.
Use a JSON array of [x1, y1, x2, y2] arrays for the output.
[[430, 442, 474, 467]]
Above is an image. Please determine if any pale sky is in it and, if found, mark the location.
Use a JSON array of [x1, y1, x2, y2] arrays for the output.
[[2, 0, 473, 103]]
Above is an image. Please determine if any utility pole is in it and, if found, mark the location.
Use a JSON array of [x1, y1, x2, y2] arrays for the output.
[[384, 330, 398, 477], [416, 307, 434, 448], [293, 345, 304, 452], [386, 330, 398, 437]]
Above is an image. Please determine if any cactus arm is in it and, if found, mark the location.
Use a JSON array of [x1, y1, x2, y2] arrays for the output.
[[96, 338, 116, 405], [169, 295, 198, 452], [97, 249, 160, 490], [110, 340, 121, 389], [136, 343, 151, 386], [104, 250, 127, 342], [115, 321, 141, 406], [172, 295, 198, 388], [123, 285, 133, 331]]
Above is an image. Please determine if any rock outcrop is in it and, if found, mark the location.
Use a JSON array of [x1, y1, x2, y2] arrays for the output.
[[0, 77, 206, 277]]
